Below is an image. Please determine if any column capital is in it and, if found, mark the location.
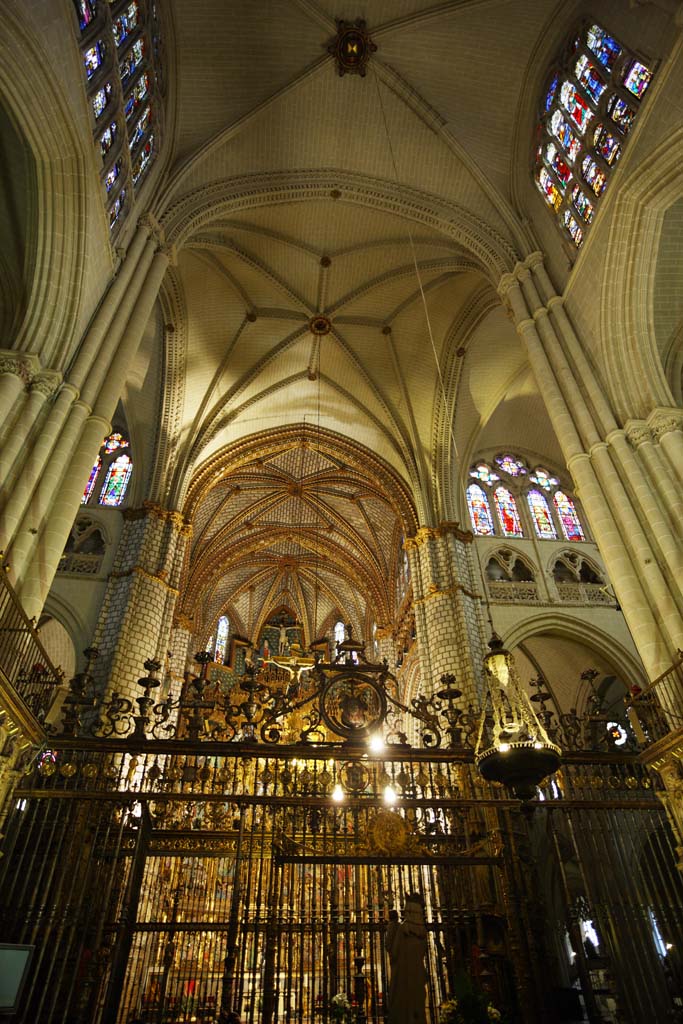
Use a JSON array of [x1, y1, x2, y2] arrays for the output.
[[647, 407, 683, 442], [624, 419, 653, 448], [0, 351, 39, 382], [30, 369, 62, 398]]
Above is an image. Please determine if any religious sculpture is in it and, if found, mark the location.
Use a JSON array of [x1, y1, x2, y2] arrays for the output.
[[385, 894, 428, 1024]]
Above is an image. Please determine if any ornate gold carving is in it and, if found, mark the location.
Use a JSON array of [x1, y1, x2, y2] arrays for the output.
[[363, 809, 425, 856]]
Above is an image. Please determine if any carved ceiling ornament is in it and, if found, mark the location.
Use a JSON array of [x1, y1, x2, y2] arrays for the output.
[[328, 19, 377, 77]]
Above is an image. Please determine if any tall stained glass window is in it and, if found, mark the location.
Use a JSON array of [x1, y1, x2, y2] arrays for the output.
[[493, 487, 524, 538], [528, 490, 557, 540], [82, 456, 102, 504], [78, 1, 161, 234], [214, 616, 229, 664], [535, 23, 654, 251], [554, 491, 585, 541], [467, 484, 495, 536], [99, 453, 132, 506]]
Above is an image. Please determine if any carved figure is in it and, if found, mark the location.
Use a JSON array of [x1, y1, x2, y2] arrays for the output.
[[385, 894, 428, 1024]]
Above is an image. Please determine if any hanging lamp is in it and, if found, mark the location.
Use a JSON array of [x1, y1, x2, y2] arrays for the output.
[[475, 632, 561, 802]]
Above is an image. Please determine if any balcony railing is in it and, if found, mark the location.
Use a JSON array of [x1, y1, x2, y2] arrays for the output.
[[627, 651, 683, 747], [0, 565, 62, 723]]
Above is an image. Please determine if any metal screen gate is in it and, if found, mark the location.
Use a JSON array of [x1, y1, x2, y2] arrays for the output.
[[2, 744, 683, 1023]]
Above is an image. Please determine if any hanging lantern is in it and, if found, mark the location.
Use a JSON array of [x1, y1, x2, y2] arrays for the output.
[[475, 633, 561, 802]]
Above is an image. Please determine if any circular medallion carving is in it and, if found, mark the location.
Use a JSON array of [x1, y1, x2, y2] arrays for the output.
[[319, 672, 387, 739]]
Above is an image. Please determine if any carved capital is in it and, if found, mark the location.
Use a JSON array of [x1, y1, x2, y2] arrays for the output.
[[173, 613, 194, 632], [30, 370, 61, 398], [649, 412, 683, 443], [624, 420, 653, 448], [0, 356, 27, 380]]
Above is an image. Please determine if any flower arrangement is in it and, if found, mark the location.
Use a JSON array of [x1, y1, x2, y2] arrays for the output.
[[330, 992, 352, 1023], [439, 973, 506, 1024]]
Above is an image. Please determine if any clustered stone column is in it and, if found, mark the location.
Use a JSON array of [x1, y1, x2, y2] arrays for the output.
[[499, 252, 683, 679], [0, 215, 173, 622], [406, 522, 486, 703], [91, 502, 191, 702]]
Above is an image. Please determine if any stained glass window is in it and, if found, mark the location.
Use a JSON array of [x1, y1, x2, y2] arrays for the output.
[[99, 452, 132, 505], [104, 432, 129, 453], [130, 105, 152, 151], [105, 161, 121, 193], [214, 616, 229, 664], [334, 621, 346, 649], [593, 124, 621, 166], [466, 484, 495, 537], [549, 111, 581, 163], [120, 38, 145, 85], [74, 0, 96, 31], [132, 135, 154, 185], [537, 168, 563, 212], [530, 467, 559, 491], [545, 144, 572, 189], [562, 210, 583, 248], [495, 454, 526, 477], [581, 156, 608, 197], [545, 74, 559, 111], [607, 95, 635, 134], [82, 456, 101, 504], [574, 55, 607, 105], [560, 81, 593, 134], [527, 489, 557, 540], [100, 121, 117, 159], [469, 463, 499, 485], [124, 72, 150, 121], [109, 189, 126, 229], [84, 42, 105, 79], [554, 491, 584, 541], [92, 82, 112, 119], [493, 487, 524, 538], [623, 60, 653, 100], [536, 23, 653, 252], [571, 185, 594, 224], [586, 24, 622, 71], [113, 2, 140, 48]]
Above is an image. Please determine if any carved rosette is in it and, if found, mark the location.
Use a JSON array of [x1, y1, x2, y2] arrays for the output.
[[328, 19, 377, 77]]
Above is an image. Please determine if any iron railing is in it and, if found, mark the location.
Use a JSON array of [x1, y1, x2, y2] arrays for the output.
[[0, 564, 62, 721], [627, 651, 683, 746]]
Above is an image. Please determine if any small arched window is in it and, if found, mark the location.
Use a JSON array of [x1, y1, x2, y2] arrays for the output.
[[554, 491, 584, 541], [527, 489, 557, 540], [493, 487, 524, 538], [214, 615, 229, 664], [334, 621, 346, 649], [535, 22, 654, 251], [467, 484, 495, 536], [82, 432, 133, 508]]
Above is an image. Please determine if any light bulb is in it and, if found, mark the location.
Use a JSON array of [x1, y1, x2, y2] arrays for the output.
[[331, 783, 345, 803], [369, 734, 385, 753], [383, 785, 397, 805]]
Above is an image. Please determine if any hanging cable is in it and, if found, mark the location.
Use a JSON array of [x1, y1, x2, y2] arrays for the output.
[[372, 68, 459, 464]]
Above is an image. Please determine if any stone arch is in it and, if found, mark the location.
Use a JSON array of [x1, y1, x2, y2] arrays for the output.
[[159, 170, 520, 281], [0, 8, 91, 369], [599, 125, 683, 418], [502, 611, 647, 697]]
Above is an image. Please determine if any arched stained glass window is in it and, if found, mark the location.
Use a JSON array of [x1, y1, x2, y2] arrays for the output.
[[493, 487, 524, 538], [554, 491, 585, 541], [74, 0, 96, 32], [104, 432, 129, 453], [536, 23, 654, 250], [98, 453, 132, 507], [495, 454, 527, 477], [528, 489, 557, 540], [467, 484, 495, 536], [82, 456, 101, 504], [214, 615, 229, 664], [334, 621, 346, 649]]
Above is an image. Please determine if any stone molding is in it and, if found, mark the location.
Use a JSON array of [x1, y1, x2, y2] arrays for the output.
[[109, 564, 181, 595], [123, 501, 191, 533], [648, 408, 683, 442], [624, 420, 653, 449], [404, 522, 472, 549]]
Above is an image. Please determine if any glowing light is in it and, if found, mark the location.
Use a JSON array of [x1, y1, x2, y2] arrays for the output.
[[369, 734, 385, 753], [383, 785, 397, 805], [498, 742, 510, 753], [331, 783, 345, 803]]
